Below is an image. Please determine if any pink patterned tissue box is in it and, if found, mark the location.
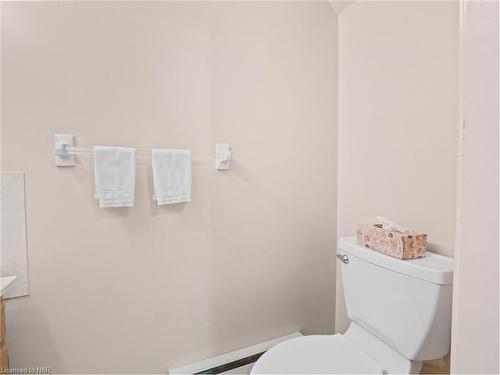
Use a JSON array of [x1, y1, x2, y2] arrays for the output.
[[356, 223, 427, 260]]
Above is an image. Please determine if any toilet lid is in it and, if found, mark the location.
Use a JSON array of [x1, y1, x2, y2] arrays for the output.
[[250, 335, 384, 374]]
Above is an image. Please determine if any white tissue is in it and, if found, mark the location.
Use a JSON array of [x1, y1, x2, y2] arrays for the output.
[[376, 216, 414, 233]]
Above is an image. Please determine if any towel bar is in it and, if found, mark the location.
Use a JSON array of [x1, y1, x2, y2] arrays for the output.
[[54, 134, 231, 169]]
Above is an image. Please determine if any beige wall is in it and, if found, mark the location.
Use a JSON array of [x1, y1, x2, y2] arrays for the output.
[[1, 2, 338, 372], [451, 1, 499, 373], [336, 1, 459, 333]]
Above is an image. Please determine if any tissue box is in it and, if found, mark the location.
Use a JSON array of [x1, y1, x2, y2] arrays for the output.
[[356, 223, 427, 260]]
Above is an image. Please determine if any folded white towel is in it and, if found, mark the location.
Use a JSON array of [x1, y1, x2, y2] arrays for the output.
[[152, 149, 191, 205], [93, 146, 135, 208]]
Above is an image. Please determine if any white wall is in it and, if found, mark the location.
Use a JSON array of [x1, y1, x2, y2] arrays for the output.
[[451, 1, 499, 373], [336, 1, 459, 333], [0, 2, 338, 372]]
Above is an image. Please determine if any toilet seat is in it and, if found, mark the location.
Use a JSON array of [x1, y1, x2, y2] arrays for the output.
[[250, 334, 384, 374]]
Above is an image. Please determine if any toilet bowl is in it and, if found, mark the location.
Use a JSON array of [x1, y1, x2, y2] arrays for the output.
[[251, 237, 454, 374], [251, 323, 423, 374]]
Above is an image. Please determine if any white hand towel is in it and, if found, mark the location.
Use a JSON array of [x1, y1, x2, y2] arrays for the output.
[[152, 149, 191, 205], [93, 146, 135, 208]]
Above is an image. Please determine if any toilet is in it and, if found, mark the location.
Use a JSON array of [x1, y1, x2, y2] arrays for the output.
[[251, 236, 454, 374]]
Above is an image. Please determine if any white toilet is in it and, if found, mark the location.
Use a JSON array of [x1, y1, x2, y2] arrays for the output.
[[251, 236, 454, 374]]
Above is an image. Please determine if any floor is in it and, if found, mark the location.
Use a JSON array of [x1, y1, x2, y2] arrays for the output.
[[421, 354, 450, 374]]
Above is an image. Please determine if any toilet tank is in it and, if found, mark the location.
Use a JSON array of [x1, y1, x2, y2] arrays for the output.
[[338, 237, 454, 361]]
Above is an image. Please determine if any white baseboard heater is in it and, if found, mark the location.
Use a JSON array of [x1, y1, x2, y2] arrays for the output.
[[168, 332, 302, 375]]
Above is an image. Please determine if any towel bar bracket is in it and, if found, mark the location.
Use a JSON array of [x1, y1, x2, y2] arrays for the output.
[[215, 144, 231, 170], [54, 134, 76, 167]]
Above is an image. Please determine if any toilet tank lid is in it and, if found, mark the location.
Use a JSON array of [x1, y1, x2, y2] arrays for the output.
[[338, 237, 454, 285]]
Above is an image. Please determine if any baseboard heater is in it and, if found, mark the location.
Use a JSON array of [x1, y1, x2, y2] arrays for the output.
[[168, 332, 302, 375]]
